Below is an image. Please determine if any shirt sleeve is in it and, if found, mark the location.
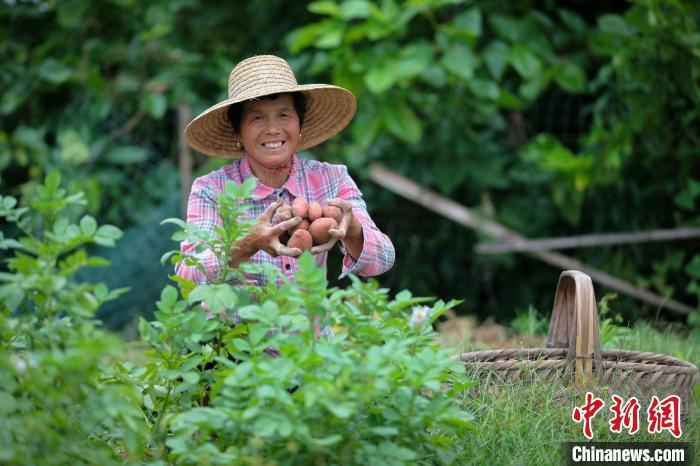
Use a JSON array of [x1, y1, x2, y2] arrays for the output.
[[174, 177, 221, 284], [333, 166, 395, 279]]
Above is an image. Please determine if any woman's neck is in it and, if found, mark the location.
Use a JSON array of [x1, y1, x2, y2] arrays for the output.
[[246, 155, 293, 188]]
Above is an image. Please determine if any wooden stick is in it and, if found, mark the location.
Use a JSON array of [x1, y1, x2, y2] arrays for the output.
[[475, 228, 700, 254], [178, 105, 193, 218], [368, 163, 695, 316]]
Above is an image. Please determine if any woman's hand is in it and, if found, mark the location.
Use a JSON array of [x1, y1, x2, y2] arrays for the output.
[[230, 201, 302, 266], [310, 198, 363, 257]]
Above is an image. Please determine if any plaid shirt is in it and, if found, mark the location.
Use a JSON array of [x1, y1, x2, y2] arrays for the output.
[[175, 154, 395, 285]]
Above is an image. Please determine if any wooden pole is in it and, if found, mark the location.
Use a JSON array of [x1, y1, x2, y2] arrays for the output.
[[474, 228, 700, 254], [178, 105, 193, 218], [368, 163, 695, 316]]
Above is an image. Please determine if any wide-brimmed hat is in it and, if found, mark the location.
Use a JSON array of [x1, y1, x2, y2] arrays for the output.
[[184, 55, 356, 157]]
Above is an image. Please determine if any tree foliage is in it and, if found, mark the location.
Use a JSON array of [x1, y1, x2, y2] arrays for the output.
[[2, 0, 699, 321]]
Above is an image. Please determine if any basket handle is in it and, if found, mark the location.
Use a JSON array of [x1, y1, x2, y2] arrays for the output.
[[546, 270, 602, 384]]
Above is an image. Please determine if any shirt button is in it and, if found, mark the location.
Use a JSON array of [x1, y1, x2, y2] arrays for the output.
[[277, 190, 284, 199], [285, 264, 291, 270]]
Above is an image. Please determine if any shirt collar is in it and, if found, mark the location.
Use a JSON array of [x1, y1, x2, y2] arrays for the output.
[[240, 154, 301, 200]]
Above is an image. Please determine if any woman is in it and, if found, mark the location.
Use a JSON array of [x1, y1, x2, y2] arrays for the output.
[[176, 55, 394, 286]]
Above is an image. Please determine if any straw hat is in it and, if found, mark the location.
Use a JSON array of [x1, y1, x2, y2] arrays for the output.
[[184, 55, 356, 157]]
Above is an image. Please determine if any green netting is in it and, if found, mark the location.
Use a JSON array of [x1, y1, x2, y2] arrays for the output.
[[76, 194, 179, 330]]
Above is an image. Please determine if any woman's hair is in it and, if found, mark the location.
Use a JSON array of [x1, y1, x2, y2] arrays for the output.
[[227, 92, 307, 135]]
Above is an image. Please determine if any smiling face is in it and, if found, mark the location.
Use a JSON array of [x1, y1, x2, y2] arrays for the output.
[[237, 94, 301, 170]]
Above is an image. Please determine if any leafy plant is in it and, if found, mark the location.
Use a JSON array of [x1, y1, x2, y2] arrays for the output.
[[597, 292, 628, 349], [510, 305, 548, 337], [0, 171, 145, 464], [133, 179, 474, 465]]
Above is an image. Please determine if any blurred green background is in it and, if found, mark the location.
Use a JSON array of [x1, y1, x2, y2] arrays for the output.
[[2, 0, 699, 331]]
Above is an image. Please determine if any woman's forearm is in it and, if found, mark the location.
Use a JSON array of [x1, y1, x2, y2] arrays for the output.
[[341, 218, 364, 260]]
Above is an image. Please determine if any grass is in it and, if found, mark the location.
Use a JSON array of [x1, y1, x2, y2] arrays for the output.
[[449, 319, 700, 465]]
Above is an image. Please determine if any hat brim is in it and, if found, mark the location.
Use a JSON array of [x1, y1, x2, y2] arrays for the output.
[[184, 84, 356, 158]]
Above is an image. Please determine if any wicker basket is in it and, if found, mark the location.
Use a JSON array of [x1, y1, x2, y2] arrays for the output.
[[460, 270, 698, 413]]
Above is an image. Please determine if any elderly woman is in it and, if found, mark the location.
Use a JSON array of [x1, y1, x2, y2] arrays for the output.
[[176, 55, 394, 285]]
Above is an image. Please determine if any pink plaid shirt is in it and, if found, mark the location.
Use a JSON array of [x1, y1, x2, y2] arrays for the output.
[[175, 154, 395, 285]]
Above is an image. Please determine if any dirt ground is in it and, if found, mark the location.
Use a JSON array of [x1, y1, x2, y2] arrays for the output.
[[436, 313, 545, 351]]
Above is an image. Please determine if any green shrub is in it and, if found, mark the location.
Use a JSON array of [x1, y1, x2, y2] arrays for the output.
[[134, 179, 474, 465], [0, 171, 145, 464]]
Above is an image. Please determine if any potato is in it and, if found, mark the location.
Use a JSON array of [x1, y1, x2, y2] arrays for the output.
[[289, 218, 310, 234], [322, 205, 342, 224], [292, 196, 308, 218], [309, 217, 338, 245], [287, 229, 313, 251], [307, 201, 322, 221], [271, 203, 292, 225]]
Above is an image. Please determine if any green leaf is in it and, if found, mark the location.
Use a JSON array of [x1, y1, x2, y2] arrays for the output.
[[142, 93, 167, 119], [338, 0, 373, 20], [232, 338, 250, 352], [188, 284, 238, 314], [79, 215, 97, 236], [467, 78, 499, 99], [553, 62, 586, 93], [370, 426, 399, 436], [13, 127, 48, 156], [508, 44, 541, 79], [253, 417, 277, 437], [441, 44, 478, 80], [317, 28, 344, 49], [483, 41, 509, 80], [38, 58, 73, 84], [559, 9, 587, 35], [381, 101, 422, 145], [489, 14, 523, 42], [394, 41, 433, 81], [94, 225, 123, 247], [496, 88, 523, 109], [365, 63, 397, 94], [105, 145, 150, 165], [519, 73, 550, 100], [685, 255, 700, 280], [312, 434, 343, 446], [598, 14, 633, 37], [438, 412, 476, 430], [58, 130, 91, 165], [45, 170, 62, 193], [452, 7, 481, 38], [160, 285, 179, 307], [286, 23, 324, 54], [0, 284, 24, 312], [182, 372, 200, 384], [308, 0, 338, 16], [161, 218, 188, 229], [248, 324, 268, 345]]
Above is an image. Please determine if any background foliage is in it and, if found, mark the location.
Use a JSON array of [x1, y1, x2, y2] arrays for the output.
[[2, 0, 699, 328]]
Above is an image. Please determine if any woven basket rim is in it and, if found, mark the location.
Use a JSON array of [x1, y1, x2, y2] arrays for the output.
[[460, 348, 699, 372]]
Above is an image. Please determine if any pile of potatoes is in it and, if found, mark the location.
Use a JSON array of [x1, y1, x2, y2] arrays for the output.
[[272, 197, 343, 251]]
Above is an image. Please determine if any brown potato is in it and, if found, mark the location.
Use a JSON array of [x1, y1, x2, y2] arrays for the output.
[[287, 229, 313, 251], [309, 217, 338, 245], [289, 218, 310, 234], [307, 201, 322, 221], [271, 204, 292, 225], [322, 205, 342, 224], [292, 196, 308, 218]]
